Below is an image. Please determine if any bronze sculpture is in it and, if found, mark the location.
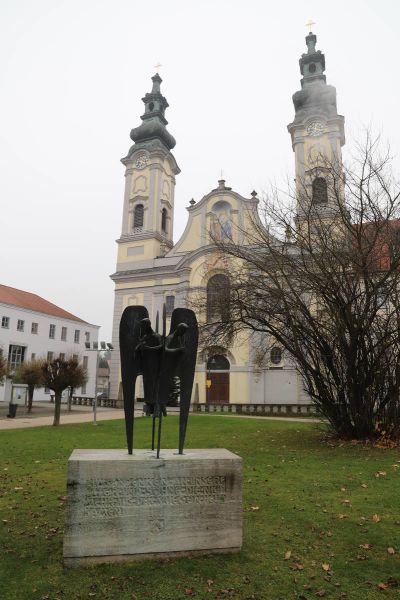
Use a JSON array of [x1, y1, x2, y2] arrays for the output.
[[119, 305, 198, 456]]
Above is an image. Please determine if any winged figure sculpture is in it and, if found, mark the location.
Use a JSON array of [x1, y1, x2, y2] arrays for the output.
[[119, 305, 198, 456]]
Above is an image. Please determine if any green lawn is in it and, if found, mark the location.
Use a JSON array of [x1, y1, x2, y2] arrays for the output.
[[0, 416, 399, 600]]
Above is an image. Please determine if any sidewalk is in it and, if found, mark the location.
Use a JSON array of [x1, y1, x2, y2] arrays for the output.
[[0, 401, 140, 430]]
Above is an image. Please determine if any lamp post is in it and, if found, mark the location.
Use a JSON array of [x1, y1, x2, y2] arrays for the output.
[[84, 341, 114, 425]]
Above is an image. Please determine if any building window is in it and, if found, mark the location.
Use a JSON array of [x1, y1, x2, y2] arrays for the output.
[[47, 351, 54, 362], [207, 354, 230, 371], [161, 208, 168, 233], [72, 354, 78, 362], [31, 353, 36, 361], [31, 322, 38, 334], [59, 353, 65, 361], [207, 274, 230, 322], [133, 204, 144, 229], [17, 319, 24, 332], [165, 295, 175, 317], [61, 326, 67, 341], [44, 388, 50, 394], [312, 177, 328, 204], [85, 332, 90, 343], [2, 316, 9, 328], [81, 384, 87, 394], [49, 324, 56, 339], [8, 345, 25, 372], [270, 347, 283, 365], [74, 329, 80, 343]]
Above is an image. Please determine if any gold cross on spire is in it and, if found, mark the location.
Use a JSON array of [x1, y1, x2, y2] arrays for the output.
[[305, 19, 316, 32], [154, 62, 162, 73]]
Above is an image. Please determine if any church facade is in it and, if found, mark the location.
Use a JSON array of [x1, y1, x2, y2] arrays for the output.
[[109, 31, 345, 406]]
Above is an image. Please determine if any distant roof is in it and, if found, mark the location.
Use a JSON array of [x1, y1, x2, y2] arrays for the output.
[[0, 284, 87, 323]]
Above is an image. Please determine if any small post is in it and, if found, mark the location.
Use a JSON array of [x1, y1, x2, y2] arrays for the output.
[[151, 413, 156, 450], [93, 396, 97, 426], [156, 411, 163, 459]]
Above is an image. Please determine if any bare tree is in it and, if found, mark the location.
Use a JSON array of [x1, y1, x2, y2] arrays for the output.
[[14, 359, 45, 412], [195, 135, 400, 441], [41, 356, 88, 426]]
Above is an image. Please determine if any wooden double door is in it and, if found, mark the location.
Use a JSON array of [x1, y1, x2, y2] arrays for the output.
[[207, 371, 229, 404]]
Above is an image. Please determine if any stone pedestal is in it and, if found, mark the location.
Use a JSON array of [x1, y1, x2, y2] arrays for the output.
[[63, 448, 242, 566]]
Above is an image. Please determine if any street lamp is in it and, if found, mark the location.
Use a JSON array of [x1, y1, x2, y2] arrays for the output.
[[85, 341, 114, 425]]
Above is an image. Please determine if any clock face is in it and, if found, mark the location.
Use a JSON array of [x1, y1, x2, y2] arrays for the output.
[[307, 120, 325, 137], [134, 153, 149, 170]]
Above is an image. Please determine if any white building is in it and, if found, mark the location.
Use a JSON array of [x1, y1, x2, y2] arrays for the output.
[[0, 284, 99, 402]]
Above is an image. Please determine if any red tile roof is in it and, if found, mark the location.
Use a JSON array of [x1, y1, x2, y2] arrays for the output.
[[0, 284, 87, 323]]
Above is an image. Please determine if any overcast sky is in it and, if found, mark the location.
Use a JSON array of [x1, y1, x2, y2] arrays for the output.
[[1, 0, 399, 341]]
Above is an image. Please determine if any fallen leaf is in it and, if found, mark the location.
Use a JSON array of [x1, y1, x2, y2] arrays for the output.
[[322, 563, 330, 571], [377, 582, 388, 590], [359, 543, 372, 550], [315, 590, 326, 597], [372, 514, 381, 523], [250, 506, 260, 511], [284, 550, 292, 560], [290, 563, 304, 571], [338, 514, 348, 519], [375, 471, 387, 478], [387, 547, 396, 555], [361, 483, 368, 488], [184, 589, 194, 596]]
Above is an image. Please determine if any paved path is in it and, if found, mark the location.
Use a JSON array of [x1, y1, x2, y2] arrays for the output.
[[0, 402, 143, 430], [0, 404, 322, 430], [192, 413, 322, 423]]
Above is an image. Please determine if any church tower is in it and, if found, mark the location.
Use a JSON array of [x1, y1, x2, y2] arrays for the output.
[[287, 30, 345, 222], [117, 73, 180, 264]]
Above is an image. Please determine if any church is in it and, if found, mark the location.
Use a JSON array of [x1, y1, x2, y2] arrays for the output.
[[109, 31, 345, 408]]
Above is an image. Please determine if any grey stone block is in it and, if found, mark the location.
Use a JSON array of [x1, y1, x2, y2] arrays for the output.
[[63, 448, 242, 566]]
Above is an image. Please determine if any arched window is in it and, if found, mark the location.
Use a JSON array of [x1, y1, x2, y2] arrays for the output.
[[207, 274, 230, 322], [270, 347, 282, 365], [161, 208, 168, 233], [133, 204, 144, 229], [312, 177, 328, 204], [207, 354, 230, 371]]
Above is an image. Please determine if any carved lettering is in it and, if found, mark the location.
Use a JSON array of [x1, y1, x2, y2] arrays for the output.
[[75, 475, 227, 518]]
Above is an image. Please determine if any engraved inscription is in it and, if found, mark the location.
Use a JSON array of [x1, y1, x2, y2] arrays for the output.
[[77, 475, 227, 518]]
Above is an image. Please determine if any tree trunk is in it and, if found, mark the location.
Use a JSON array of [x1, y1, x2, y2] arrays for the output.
[[27, 384, 34, 413], [68, 387, 74, 412], [53, 391, 62, 426]]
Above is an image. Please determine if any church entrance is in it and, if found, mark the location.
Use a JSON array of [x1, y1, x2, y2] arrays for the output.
[[206, 354, 230, 404]]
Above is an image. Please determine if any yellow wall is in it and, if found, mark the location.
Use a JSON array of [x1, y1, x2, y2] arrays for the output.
[[117, 239, 160, 263]]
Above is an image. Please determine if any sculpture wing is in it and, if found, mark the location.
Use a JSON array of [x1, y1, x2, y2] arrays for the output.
[[169, 308, 199, 454], [119, 305, 149, 454]]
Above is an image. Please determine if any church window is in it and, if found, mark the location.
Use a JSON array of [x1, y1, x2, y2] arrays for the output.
[[161, 208, 168, 233], [133, 204, 144, 229], [270, 347, 282, 365], [312, 177, 328, 204], [149, 102, 154, 111], [165, 295, 175, 317], [207, 274, 230, 322], [309, 62, 316, 73]]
